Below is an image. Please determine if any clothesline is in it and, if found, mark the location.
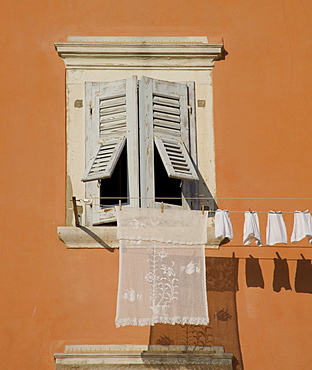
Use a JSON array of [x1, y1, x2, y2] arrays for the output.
[[94, 209, 310, 214], [85, 196, 312, 213], [85, 196, 312, 200], [219, 245, 312, 251]]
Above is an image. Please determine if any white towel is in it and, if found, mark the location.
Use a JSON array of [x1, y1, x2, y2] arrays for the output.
[[115, 207, 209, 328], [215, 209, 233, 241], [291, 210, 312, 244], [266, 211, 287, 245], [243, 211, 262, 246]]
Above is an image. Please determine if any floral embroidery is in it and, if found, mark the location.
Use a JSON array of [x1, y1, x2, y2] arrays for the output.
[[122, 288, 142, 302], [129, 218, 146, 228], [145, 246, 179, 317], [145, 272, 156, 283], [158, 249, 168, 259], [181, 261, 200, 275], [161, 262, 175, 277]]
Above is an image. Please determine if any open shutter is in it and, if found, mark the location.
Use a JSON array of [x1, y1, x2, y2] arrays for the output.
[[85, 77, 139, 225], [83, 81, 128, 182], [154, 137, 198, 180], [82, 138, 126, 182], [148, 77, 198, 181], [139, 76, 198, 208]]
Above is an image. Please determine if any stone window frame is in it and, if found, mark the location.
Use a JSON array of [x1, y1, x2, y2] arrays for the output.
[[54, 36, 224, 249]]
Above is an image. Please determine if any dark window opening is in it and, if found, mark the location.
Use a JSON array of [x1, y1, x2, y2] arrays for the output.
[[100, 146, 128, 206], [154, 145, 182, 206]]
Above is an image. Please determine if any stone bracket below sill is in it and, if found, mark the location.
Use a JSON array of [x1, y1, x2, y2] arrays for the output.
[[57, 226, 221, 249]]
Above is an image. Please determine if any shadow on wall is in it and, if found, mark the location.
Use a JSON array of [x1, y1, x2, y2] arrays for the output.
[[149, 257, 244, 370], [245, 254, 312, 294]]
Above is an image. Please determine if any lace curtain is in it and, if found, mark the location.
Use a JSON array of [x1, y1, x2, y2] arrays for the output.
[[115, 207, 209, 327]]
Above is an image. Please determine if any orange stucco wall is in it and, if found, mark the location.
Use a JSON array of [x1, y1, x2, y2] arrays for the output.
[[1, 1, 312, 369]]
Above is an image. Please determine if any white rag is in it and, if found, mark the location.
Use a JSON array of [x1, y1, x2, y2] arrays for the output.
[[115, 207, 209, 327], [215, 209, 233, 241], [266, 211, 287, 245], [291, 210, 312, 244], [243, 211, 262, 246]]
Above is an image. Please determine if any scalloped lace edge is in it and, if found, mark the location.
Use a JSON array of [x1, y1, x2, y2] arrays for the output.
[[116, 316, 209, 328]]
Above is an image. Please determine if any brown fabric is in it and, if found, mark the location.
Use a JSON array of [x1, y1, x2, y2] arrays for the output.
[[149, 257, 243, 370]]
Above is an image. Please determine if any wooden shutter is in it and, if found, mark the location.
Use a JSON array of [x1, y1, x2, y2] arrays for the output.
[[154, 136, 198, 180], [82, 82, 129, 182], [84, 77, 139, 225], [139, 76, 198, 208]]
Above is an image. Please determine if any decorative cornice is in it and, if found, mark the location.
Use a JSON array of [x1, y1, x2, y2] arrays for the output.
[[55, 36, 224, 70]]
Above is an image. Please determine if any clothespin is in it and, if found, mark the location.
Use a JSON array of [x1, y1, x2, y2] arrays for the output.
[[161, 201, 164, 213], [249, 208, 252, 213], [201, 204, 205, 215], [275, 252, 282, 259], [119, 200, 122, 211]]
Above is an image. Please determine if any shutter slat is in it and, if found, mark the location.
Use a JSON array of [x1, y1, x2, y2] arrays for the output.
[[99, 96, 126, 109], [153, 104, 180, 115], [153, 95, 180, 108], [100, 122, 127, 133], [153, 119, 181, 131], [153, 112, 181, 123], [100, 115, 127, 124], [100, 106, 127, 116]]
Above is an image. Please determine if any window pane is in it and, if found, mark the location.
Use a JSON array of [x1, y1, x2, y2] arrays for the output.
[[154, 144, 182, 206], [100, 146, 128, 206]]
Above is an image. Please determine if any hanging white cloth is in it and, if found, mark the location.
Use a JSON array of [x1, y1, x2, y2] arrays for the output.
[[243, 211, 262, 246], [116, 206, 207, 245], [291, 210, 312, 244], [115, 207, 209, 328], [266, 211, 287, 245], [215, 209, 233, 241]]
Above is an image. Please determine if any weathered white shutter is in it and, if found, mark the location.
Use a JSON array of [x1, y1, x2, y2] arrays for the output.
[[84, 77, 139, 225], [154, 136, 198, 180], [83, 82, 129, 182], [82, 138, 126, 182], [139, 76, 198, 208]]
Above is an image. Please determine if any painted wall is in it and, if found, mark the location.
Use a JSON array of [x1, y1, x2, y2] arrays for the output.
[[1, 0, 312, 369]]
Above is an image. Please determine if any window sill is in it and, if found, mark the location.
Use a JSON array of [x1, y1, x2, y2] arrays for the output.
[[57, 225, 221, 249]]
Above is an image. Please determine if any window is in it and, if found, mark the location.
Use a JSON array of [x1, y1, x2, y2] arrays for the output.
[[55, 36, 223, 229], [83, 76, 199, 225]]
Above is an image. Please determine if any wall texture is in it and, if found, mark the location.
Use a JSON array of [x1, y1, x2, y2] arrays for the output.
[[1, 1, 312, 369]]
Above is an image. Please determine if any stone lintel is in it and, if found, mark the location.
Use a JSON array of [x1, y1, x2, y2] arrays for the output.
[[54, 36, 224, 70]]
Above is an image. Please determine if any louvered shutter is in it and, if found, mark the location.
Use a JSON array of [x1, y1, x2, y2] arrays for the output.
[[139, 76, 198, 208], [83, 81, 129, 182], [145, 77, 198, 180], [84, 77, 139, 225]]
